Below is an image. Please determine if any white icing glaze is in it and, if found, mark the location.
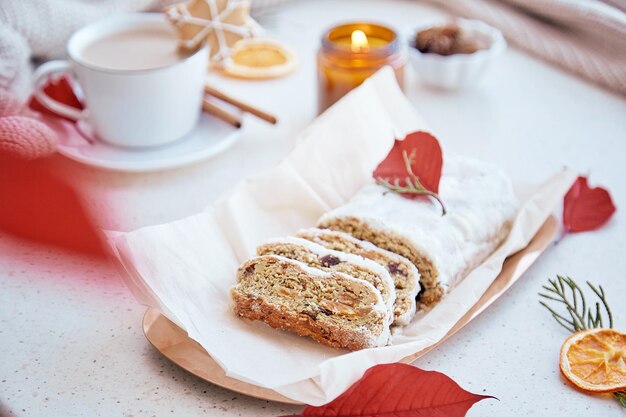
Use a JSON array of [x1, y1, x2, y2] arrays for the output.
[[261, 237, 396, 310], [254, 254, 391, 347], [296, 228, 421, 287], [394, 300, 416, 327], [319, 155, 518, 288], [296, 227, 422, 326]]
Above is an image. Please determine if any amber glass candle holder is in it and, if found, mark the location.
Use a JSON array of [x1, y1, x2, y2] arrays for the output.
[[317, 22, 406, 113]]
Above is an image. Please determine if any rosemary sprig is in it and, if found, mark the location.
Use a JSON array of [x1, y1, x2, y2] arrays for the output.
[[539, 275, 623, 406], [375, 150, 447, 215], [538, 275, 613, 332]]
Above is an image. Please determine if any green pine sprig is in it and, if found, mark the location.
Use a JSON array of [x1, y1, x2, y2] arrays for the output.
[[539, 275, 613, 332], [539, 275, 623, 406]]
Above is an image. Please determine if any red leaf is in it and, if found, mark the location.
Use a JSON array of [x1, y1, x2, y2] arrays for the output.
[[563, 176, 616, 233], [373, 131, 443, 193], [289, 363, 492, 417], [28, 76, 83, 122], [0, 155, 108, 257]]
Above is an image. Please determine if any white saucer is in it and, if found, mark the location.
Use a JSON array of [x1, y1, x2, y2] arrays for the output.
[[54, 113, 241, 173]]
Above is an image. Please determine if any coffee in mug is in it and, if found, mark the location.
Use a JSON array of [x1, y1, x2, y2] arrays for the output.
[[33, 14, 209, 148], [79, 26, 186, 71]]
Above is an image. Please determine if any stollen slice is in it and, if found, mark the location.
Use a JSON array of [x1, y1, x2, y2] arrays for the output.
[[297, 228, 420, 325], [257, 236, 396, 326], [231, 255, 391, 350]]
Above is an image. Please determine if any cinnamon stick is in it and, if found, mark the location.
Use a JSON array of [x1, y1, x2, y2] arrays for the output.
[[202, 99, 242, 129], [204, 85, 277, 125]]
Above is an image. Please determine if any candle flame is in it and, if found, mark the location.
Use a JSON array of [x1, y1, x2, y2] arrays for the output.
[[351, 30, 370, 52]]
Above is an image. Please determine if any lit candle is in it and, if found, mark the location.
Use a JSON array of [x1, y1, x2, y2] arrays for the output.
[[317, 22, 407, 113], [351, 30, 369, 52]]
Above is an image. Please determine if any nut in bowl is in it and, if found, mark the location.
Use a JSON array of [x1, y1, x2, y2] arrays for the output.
[[407, 18, 506, 90]]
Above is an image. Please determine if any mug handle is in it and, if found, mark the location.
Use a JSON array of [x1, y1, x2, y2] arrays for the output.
[[32, 60, 87, 121]]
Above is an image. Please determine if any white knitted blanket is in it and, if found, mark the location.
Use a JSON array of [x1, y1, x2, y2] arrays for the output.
[[424, 0, 626, 95], [1, 0, 625, 97], [0, 0, 288, 99]]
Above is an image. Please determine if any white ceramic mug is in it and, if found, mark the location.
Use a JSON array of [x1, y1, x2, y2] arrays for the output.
[[33, 13, 209, 148]]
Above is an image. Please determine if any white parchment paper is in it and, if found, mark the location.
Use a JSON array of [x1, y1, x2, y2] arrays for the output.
[[110, 68, 577, 405]]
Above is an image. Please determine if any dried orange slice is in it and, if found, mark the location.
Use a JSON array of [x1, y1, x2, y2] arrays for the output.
[[560, 328, 626, 393], [222, 38, 296, 79]]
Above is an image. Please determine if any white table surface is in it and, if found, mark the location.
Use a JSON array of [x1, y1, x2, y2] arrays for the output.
[[2, 0, 625, 416]]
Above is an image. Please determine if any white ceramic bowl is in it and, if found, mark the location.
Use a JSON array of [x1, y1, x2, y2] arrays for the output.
[[407, 18, 506, 90]]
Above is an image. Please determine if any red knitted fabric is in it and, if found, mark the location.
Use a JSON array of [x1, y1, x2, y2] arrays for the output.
[[0, 115, 57, 159], [0, 89, 58, 159]]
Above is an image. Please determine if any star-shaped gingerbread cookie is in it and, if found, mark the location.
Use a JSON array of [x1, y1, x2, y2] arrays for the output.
[[164, 0, 261, 66]]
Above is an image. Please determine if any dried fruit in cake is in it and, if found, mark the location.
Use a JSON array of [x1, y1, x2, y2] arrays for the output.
[[230, 255, 391, 350], [296, 228, 420, 325], [256, 237, 395, 326]]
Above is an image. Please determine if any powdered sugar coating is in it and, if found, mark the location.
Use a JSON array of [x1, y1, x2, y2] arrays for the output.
[[319, 155, 517, 290], [264, 255, 389, 319], [260, 236, 396, 322], [296, 228, 421, 326], [235, 254, 391, 348]]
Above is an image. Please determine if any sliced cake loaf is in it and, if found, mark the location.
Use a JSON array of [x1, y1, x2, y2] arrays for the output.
[[231, 255, 391, 350], [318, 156, 518, 307], [296, 228, 420, 325], [256, 237, 396, 325]]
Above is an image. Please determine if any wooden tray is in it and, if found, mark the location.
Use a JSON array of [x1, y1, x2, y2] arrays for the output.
[[143, 215, 558, 405]]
